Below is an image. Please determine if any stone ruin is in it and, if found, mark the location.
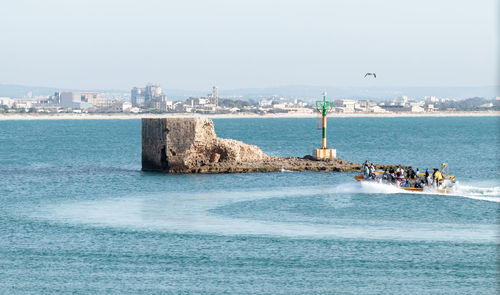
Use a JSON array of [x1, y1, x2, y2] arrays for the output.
[[142, 118, 270, 173]]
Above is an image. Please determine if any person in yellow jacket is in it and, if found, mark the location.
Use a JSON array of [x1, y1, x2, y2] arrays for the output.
[[434, 169, 444, 187]]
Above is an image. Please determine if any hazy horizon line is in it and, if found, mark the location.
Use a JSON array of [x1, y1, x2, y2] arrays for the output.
[[1, 82, 498, 93]]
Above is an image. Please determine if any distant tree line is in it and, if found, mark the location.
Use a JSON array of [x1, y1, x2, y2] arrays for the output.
[[436, 97, 498, 111]]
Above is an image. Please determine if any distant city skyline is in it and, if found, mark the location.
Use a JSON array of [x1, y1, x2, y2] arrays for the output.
[[0, 83, 498, 101], [0, 0, 497, 90]]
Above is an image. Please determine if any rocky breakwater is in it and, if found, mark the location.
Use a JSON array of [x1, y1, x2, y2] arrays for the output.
[[142, 118, 367, 173]]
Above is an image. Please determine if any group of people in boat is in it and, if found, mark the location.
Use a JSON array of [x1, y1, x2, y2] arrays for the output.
[[363, 161, 445, 188]]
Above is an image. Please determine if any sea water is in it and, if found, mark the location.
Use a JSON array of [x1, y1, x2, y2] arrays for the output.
[[0, 117, 498, 294]]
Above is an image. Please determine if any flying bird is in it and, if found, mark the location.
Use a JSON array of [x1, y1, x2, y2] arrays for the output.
[[364, 73, 376, 78]]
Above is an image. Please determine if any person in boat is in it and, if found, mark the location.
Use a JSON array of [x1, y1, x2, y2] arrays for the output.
[[396, 167, 404, 186], [415, 177, 422, 188], [424, 169, 430, 185], [414, 168, 420, 187], [395, 167, 400, 185], [400, 168, 410, 187], [434, 168, 444, 187], [404, 167, 413, 186], [383, 169, 389, 183], [400, 167, 406, 186], [389, 167, 395, 184], [363, 161, 370, 178], [369, 164, 376, 178]]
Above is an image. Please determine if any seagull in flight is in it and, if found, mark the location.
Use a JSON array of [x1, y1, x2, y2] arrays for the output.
[[364, 73, 376, 78]]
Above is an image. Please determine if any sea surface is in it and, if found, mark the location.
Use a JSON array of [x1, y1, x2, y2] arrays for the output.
[[0, 117, 498, 294]]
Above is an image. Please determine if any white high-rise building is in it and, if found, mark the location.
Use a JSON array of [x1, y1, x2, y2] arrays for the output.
[[208, 85, 218, 106], [131, 83, 167, 107]]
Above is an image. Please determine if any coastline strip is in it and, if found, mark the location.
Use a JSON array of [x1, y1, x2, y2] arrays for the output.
[[0, 111, 499, 121]]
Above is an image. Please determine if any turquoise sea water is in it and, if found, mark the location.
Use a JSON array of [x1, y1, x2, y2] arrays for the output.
[[0, 117, 499, 294]]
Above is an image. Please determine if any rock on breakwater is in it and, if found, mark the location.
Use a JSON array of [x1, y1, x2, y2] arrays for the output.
[[142, 118, 388, 173]]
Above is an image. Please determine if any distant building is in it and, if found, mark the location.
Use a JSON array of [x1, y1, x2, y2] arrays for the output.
[[425, 96, 439, 103], [151, 100, 172, 112], [272, 103, 287, 109], [334, 99, 356, 113], [208, 86, 218, 106], [0, 97, 14, 108], [131, 83, 167, 108], [380, 105, 423, 113], [186, 97, 210, 106], [122, 101, 133, 112], [11, 98, 39, 110], [58, 92, 97, 109], [380, 105, 411, 113], [259, 99, 272, 107], [410, 106, 424, 112], [369, 105, 386, 113], [80, 92, 99, 103], [131, 87, 146, 106], [171, 101, 183, 111], [50, 91, 61, 104], [59, 92, 82, 109], [409, 101, 425, 107], [183, 86, 219, 113]]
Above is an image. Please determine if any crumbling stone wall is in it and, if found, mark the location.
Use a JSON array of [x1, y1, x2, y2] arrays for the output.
[[142, 118, 268, 172], [142, 118, 168, 171]]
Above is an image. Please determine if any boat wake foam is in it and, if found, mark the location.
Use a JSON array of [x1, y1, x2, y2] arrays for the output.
[[451, 183, 500, 203], [25, 183, 498, 241], [335, 181, 500, 203], [335, 182, 404, 195]]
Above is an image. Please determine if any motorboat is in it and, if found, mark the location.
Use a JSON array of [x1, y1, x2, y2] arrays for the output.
[[354, 163, 456, 194]]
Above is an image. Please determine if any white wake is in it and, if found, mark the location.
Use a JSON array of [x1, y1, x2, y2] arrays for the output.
[[27, 184, 499, 243], [451, 183, 500, 203], [334, 181, 500, 203]]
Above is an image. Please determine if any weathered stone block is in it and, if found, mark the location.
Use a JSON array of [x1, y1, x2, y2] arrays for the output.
[[142, 117, 268, 172], [142, 118, 168, 171]]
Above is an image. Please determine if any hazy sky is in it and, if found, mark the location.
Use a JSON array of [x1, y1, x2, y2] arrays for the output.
[[0, 0, 497, 90]]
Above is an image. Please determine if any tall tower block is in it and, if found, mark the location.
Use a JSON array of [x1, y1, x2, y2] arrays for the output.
[[212, 86, 218, 106]]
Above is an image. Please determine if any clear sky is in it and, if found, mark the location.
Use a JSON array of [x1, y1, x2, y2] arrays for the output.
[[0, 0, 497, 90]]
